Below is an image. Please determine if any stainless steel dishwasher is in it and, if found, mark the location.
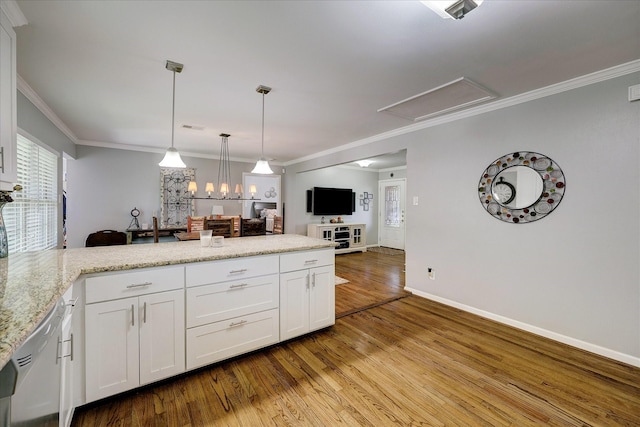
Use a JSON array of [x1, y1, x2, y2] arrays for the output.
[[0, 299, 65, 426]]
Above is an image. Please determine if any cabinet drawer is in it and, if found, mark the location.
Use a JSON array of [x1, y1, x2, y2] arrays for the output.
[[85, 266, 184, 304], [280, 249, 334, 273], [186, 308, 279, 370], [186, 274, 279, 328], [186, 255, 278, 287]]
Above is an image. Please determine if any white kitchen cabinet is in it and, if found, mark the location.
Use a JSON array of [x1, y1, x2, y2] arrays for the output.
[[0, 9, 17, 190], [280, 250, 335, 341], [85, 296, 140, 401], [185, 258, 279, 370], [84, 267, 185, 402]]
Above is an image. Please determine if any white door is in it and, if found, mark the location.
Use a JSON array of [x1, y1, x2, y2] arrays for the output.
[[308, 265, 335, 332], [280, 269, 310, 340], [139, 289, 185, 385], [85, 297, 139, 402], [378, 179, 406, 250]]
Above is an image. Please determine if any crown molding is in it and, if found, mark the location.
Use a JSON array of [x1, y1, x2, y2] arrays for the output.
[[1, 0, 27, 27], [77, 139, 275, 165], [284, 59, 640, 167], [17, 75, 79, 144]]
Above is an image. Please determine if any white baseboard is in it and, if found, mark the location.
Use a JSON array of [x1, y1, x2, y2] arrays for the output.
[[405, 287, 640, 368]]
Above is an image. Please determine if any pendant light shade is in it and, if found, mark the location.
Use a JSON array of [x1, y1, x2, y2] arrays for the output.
[[159, 60, 186, 168], [252, 159, 273, 174], [159, 147, 186, 168], [252, 85, 274, 175]]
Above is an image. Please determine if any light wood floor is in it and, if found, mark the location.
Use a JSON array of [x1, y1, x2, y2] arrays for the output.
[[72, 251, 640, 426]]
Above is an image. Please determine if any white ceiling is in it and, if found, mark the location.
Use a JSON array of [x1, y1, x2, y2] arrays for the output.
[[12, 0, 640, 168]]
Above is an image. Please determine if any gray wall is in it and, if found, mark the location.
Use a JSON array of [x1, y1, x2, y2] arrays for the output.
[[65, 145, 255, 248], [17, 91, 76, 158], [17, 91, 77, 248], [284, 72, 640, 364], [291, 166, 379, 244]]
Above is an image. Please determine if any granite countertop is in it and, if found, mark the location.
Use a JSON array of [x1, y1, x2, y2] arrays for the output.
[[0, 234, 335, 368]]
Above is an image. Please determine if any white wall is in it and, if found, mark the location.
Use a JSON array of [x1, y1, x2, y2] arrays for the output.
[[285, 72, 640, 365], [290, 166, 380, 244], [66, 145, 255, 248]]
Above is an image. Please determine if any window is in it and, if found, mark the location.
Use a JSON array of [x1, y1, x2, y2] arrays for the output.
[[4, 134, 58, 253]]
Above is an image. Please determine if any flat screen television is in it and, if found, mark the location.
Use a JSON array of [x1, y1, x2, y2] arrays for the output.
[[312, 187, 354, 215]]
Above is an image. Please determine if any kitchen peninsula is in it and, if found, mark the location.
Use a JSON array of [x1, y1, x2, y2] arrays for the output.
[[0, 234, 336, 418]]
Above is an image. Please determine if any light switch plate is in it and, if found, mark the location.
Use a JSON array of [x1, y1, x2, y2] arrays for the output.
[[629, 84, 640, 102]]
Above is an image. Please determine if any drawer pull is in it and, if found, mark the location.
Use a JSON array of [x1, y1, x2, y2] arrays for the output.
[[229, 283, 248, 289], [229, 320, 247, 327], [126, 281, 152, 289], [143, 302, 147, 323], [131, 304, 135, 326], [304, 259, 318, 264], [229, 269, 247, 274]]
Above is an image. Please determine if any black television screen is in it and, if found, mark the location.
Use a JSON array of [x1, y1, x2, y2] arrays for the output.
[[313, 187, 353, 215]]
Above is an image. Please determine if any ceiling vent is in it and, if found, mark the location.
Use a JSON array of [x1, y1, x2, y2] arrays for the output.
[[378, 77, 496, 121], [181, 124, 205, 131]]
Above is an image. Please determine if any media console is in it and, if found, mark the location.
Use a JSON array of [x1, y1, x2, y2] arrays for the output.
[[307, 223, 366, 254]]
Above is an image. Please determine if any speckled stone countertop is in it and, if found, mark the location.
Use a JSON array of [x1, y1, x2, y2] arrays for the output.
[[0, 234, 335, 368]]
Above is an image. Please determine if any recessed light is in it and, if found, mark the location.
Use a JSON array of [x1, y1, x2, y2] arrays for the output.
[[355, 160, 374, 168]]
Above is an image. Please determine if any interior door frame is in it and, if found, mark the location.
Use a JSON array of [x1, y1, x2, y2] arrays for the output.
[[377, 178, 406, 250]]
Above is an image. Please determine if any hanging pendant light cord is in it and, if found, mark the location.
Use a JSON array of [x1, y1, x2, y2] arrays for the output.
[[261, 92, 265, 158], [171, 70, 176, 149]]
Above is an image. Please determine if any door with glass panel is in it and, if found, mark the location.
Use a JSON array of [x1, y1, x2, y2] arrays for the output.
[[378, 179, 406, 250]]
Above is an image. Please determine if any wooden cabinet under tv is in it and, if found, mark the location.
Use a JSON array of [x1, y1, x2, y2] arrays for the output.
[[307, 223, 366, 254]]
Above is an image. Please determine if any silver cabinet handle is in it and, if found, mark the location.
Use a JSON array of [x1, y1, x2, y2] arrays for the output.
[[304, 259, 318, 264], [230, 283, 248, 289], [229, 320, 247, 327], [131, 304, 135, 326], [0, 147, 4, 173], [126, 282, 152, 289], [229, 269, 247, 274], [143, 302, 147, 323], [306, 274, 310, 289], [57, 333, 74, 362], [312, 272, 316, 287]]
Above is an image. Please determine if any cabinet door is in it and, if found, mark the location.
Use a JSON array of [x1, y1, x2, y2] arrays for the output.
[[309, 265, 336, 332], [280, 269, 310, 340], [351, 225, 365, 248], [139, 290, 185, 385], [0, 11, 17, 190], [85, 297, 139, 402]]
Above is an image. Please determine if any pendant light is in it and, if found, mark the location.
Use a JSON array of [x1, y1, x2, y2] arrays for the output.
[[159, 60, 187, 168], [217, 133, 233, 198], [252, 85, 274, 174]]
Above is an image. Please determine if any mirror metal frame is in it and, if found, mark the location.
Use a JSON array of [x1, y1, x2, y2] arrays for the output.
[[478, 151, 565, 223]]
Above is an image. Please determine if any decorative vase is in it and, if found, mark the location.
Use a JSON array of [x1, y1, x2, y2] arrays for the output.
[[0, 202, 8, 258]]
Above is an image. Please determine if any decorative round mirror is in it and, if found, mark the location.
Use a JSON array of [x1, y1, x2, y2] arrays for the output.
[[478, 152, 565, 223]]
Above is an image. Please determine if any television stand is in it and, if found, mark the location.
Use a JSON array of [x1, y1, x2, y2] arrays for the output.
[[307, 223, 366, 254]]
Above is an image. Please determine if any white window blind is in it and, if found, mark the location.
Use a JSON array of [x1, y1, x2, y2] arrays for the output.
[[4, 134, 58, 253]]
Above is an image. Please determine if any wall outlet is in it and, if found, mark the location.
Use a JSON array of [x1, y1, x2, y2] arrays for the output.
[[428, 267, 435, 280]]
